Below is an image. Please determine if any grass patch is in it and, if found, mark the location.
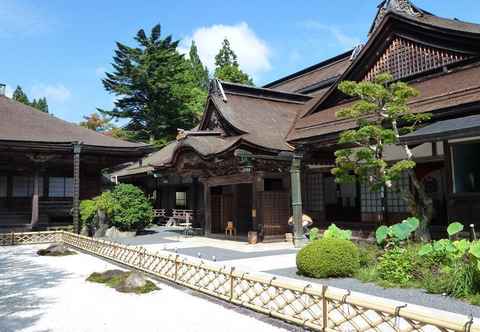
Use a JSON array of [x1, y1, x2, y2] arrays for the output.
[[87, 270, 158, 294]]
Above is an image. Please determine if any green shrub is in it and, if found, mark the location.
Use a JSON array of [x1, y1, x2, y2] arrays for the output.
[[79, 199, 97, 227], [377, 246, 416, 285], [422, 271, 450, 294], [447, 261, 478, 298], [308, 227, 320, 241], [355, 266, 379, 283], [296, 238, 360, 279], [467, 293, 480, 306], [111, 184, 153, 231], [95, 191, 115, 216], [323, 224, 352, 241], [358, 243, 382, 268]]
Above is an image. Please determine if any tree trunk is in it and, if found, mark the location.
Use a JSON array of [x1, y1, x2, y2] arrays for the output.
[[391, 119, 433, 240], [407, 170, 433, 241]]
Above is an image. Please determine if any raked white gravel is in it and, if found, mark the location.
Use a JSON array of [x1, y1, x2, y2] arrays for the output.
[[0, 245, 290, 332]]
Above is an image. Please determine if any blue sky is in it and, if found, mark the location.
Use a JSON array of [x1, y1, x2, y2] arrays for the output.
[[1, 0, 479, 123]]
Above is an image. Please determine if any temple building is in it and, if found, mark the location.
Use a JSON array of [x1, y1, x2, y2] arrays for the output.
[[0, 92, 151, 232], [115, 0, 480, 239]]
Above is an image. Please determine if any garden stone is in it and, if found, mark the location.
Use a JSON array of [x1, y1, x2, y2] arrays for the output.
[[37, 243, 75, 256], [123, 272, 147, 289], [94, 210, 109, 238], [94, 210, 108, 237], [105, 226, 136, 239], [80, 225, 89, 236], [105, 226, 119, 238]]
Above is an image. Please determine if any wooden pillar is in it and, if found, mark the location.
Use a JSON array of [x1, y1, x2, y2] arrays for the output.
[[203, 182, 211, 235], [30, 167, 40, 229], [252, 172, 263, 232], [251, 177, 257, 231], [291, 151, 306, 248], [73, 143, 82, 234], [192, 177, 199, 225]]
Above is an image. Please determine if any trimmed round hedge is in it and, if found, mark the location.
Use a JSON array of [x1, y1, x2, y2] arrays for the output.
[[296, 238, 360, 278]]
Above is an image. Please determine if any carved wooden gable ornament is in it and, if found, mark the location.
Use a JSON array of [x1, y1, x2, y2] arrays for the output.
[[363, 36, 472, 81]]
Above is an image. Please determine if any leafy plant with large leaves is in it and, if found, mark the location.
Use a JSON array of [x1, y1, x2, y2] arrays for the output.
[[100, 24, 205, 145], [375, 217, 420, 247], [419, 222, 480, 268]]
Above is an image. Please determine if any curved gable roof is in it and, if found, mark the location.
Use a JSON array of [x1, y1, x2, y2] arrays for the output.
[[299, 4, 480, 120]]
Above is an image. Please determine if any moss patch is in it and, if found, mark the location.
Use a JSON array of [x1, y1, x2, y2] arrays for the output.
[[86, 270, 159, 294]]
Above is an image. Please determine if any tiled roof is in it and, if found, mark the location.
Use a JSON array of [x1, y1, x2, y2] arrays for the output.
[[401, 114, 480, 144], [264, 52, 352, 94], [0, 96, 147, 149]]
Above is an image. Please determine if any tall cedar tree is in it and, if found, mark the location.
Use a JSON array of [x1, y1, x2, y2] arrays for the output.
[[100, 25, 202, 145], [12, 86, 29, 105], [189, 41, 209, 90], [332, 73, 432, 239], [31, 97, 49, 113], [12, 86, 49, 113], [214, 39, 253, 85]]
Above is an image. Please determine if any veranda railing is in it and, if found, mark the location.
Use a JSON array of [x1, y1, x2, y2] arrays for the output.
[[1, 230, 478, 332]]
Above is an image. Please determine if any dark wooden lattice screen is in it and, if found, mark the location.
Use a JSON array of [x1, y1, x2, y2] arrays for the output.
[[211, 194, 222, 233], [260, 191, 290, 237], [363, 36, 471, 81], [303, 172, 325, 223]]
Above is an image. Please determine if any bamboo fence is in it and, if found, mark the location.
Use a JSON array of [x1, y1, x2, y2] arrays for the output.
[[2, 230, 479, 332]]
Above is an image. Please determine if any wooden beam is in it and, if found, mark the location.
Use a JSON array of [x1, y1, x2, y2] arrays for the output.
[[203, 173, 254, 187]]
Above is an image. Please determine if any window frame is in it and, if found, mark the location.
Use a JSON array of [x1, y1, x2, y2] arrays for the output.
[[48, 177, 74, 198], [450, 140, 480, 195], [175, 191, 187, 209]]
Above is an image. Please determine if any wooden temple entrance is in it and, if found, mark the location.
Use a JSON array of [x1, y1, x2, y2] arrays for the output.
[[210, 184, 253, 236], [202, 171, 291, 241]]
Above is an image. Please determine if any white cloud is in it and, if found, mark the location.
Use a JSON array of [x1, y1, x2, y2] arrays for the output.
[[180, 22, 271, 79], [31, 84, 71, 103], [301, 20, 361, 50]]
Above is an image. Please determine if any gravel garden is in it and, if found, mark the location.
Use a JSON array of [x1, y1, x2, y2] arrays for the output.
[[0, 244, 295, 332]]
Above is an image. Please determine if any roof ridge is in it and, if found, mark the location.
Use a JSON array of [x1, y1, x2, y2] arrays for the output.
[[263, 50, 353, 89], [218, 80, 311, 101]]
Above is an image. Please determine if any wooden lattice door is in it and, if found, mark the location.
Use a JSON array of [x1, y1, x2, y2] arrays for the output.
[[211, 194, 222, 233], [260, 191, 291, 237], [210, 194, 233, 234]]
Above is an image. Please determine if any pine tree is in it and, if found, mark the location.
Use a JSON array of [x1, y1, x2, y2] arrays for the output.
[[99, 24, 202, 144], [189, 41, 209, 91], [214, 38, 253, 85], [12, 86, 29, 105], [332, 73, 432, 238]]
